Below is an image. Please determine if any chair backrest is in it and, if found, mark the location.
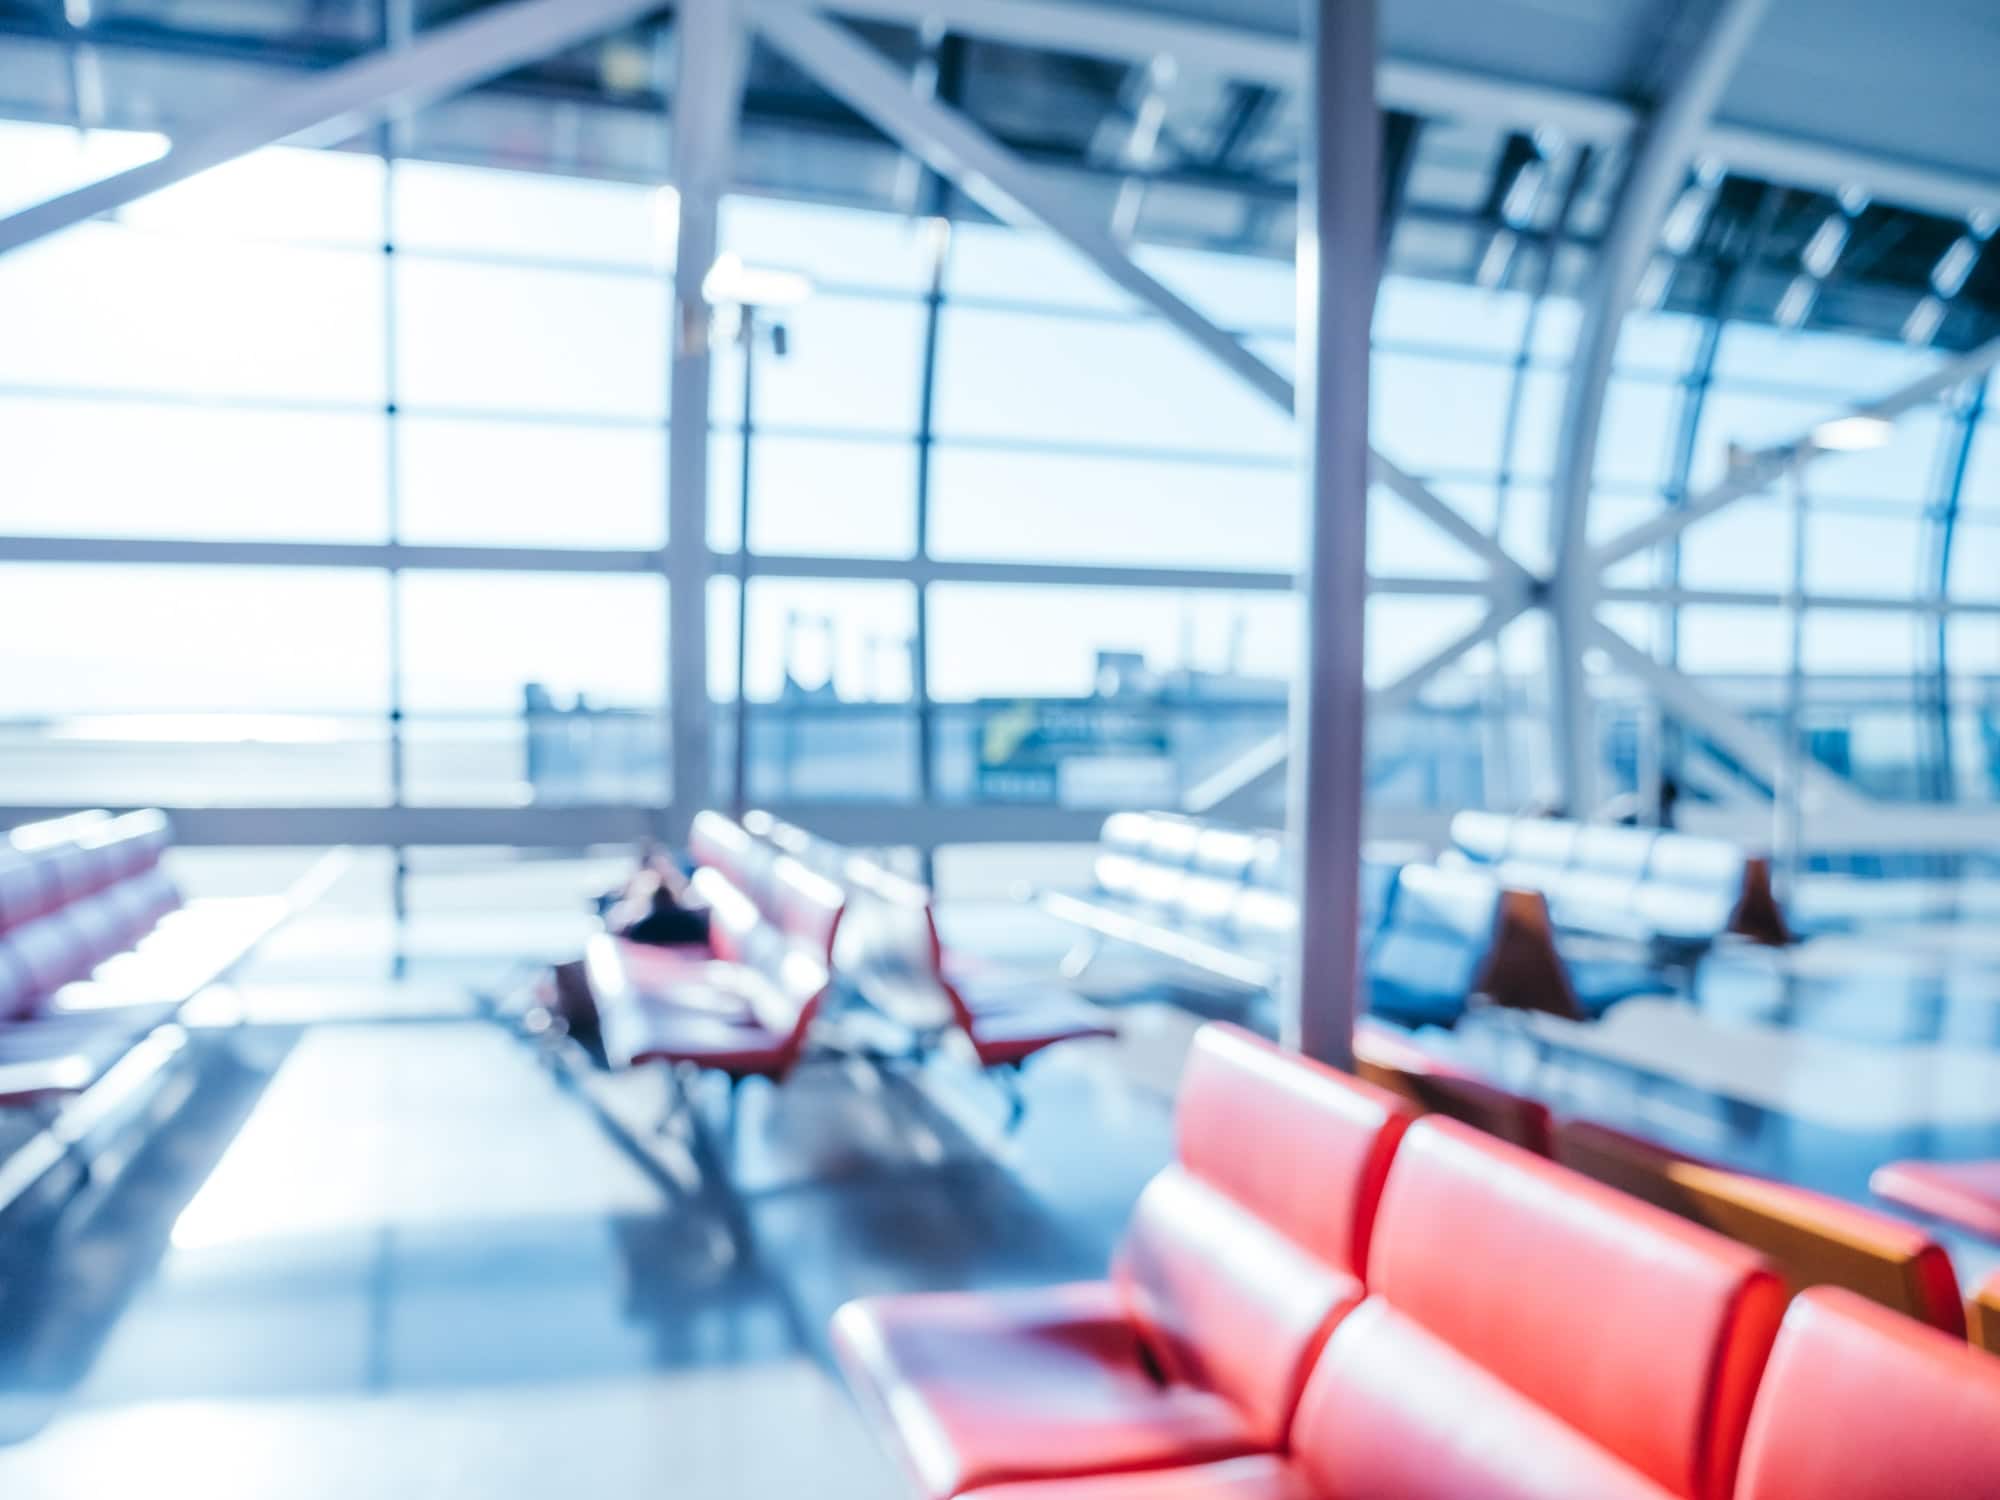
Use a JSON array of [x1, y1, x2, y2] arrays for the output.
[[694, 862, 832, 1042], [1973, 1270, 2000, 1354], [1367, 864, 1579, 1026], [1352, 1022, 1553, 1155], [1734, 1287, 2000, 1500], [827, 856, 962, 1032], [1113, 1024, 1415, 1450], [1554, 1120, 1965, 1335], [1448, 810, 1512, 864], [688, 810, 754, 887], [1293, 1119, 1783, 1500]]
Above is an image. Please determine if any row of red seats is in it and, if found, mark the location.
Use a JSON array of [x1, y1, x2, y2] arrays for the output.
[[1353, 1022, 1998, 1347], [578, 812, 1112, 1114], [835, 1025, 2000, 1500]]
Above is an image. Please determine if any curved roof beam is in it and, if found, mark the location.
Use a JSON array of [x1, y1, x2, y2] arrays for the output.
[[1543, 0, 1775, 815]]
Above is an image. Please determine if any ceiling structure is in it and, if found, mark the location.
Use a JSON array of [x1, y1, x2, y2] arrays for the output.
[[0, 0, 1996, 351]]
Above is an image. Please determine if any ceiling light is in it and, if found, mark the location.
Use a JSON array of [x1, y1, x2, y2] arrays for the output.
[[1811, 415, 1894, 452], [1931, 234, 1981, 298], [1774, 275, 1815, 329], [1903, 296, 1945, 345], [1800, 213, 1849, 278], [702, 251, 814, 309], [1500, 159, 1545, 228]]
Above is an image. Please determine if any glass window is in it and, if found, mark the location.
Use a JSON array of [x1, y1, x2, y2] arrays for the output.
[[123, 144, 386, 246], [1806, 508, 1925, 597], [708, 434, 915, 558], [709, 578, 916, 704], [397, 417, 665, 549], [393, 258, 666, 418], [0, 398, 388, 541], [1807, 408, 1945, 504], [1367, 596, 1489, 687], [926, 585, 1294, 700], [0, 224, 384, 401], [1713, 323, 1936, 398], [1691, 388, 1835, 490], [1375, 276, 1531, 357], [0, 564, 391, 714], [935, 306, 1293, 457], [1678, 499, 1794, 592], [0, 120, 164, 216], [946, 223, 1132, 312], [929, 447, 1298, 571], [1374, 351, 1511, 477], [1594, 376, 1683, 488], [397, 573, 665, 714], [1949, 517, 2000, 601], [710, 294, 927, 437], [393, 159, 671, 268], [1676, 606, 1790, 674], [1371, 484, 1488, 581], [1803, 611, 1923, 674], [1139, 243, 1294, 334], [722, 195, 934, 293]]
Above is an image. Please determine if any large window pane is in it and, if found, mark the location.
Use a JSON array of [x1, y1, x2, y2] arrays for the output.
[[397, 417, 665, 549], [929, 448, 1297, 571], [0, 398, 388, 541], [0, 224, 384, 401], [399, 573, 667, 805], [709, 435, 914, 558], [394, 258, 666, 417], [123, 144, 385, 246], [393, 160, 670, 268], [1374, 351, 1512, 477], [723, 195, 933, 293], [710, 294, 925, 436], [0, 565, 392, 806], [935, 307, 1293, 457]]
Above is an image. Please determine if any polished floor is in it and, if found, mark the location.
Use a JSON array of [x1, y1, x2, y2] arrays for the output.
[[0, 997, 1171, 1499], [8, 875, 2000, 1497]]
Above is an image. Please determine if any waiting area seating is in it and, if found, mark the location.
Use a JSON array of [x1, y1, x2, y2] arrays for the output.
[[1350, 1020, 1554, 1155], [584, 811, 839, 1084], [575, 811, 1110, 1122], [744, 812, 1113, 1079], [1868, 1157, 2000, 1242], [1038, 812, 1609, 1027], [1446, 812, 1792, 955], [1554, 1119, 1967, 1334], [835, 1022, 2000, 1500], [0, 809, 307, 1210]]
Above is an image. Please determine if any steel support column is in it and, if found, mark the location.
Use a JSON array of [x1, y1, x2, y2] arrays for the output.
[[1545, 0, 1773, 817], [1283, 0, 1377, 1068], [666, 0, 749, 840]]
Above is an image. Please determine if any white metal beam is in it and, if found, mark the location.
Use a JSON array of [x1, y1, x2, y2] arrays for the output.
[[0, 0, 676, 258], [666, 0, 749, 842], [755, 2, 1530, 588], [1585, 615, 1865, 813], [1590, 327, 2000, 571], [1183, 593, 1531, 818], [1546, 0, 1774, 817]]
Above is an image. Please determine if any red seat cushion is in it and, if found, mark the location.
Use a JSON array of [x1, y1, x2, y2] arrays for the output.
[[966, 1003, 1115, 1068], [1352, 1119, 1785, 1500], [832, 1283, 1262, 1500], [1735, 1287, 2000, 1500], [600, 994, 791, 1076], [1869, 1157, 2000, 1240], [960, 1456, 1306, 1500], [832, 1025, 1416, 1498]]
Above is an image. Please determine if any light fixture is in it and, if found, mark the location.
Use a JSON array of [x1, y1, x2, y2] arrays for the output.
[[1800, 211, 1849, 278], [1811, 415, 1894, 452], [1774, 274, 1816, 330], [702, 251, 814, 309], [1903, 295, 1945, 346], [1499, 158, 1546, 229], [1660, 160, 1723, 256], [1931, 233, 1983, 299]]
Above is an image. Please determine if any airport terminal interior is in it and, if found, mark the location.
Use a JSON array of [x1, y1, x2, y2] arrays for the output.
[[5, 0, 2000, 1495]]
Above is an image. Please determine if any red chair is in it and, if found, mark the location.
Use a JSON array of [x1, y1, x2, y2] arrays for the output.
[[953, 1118, 1785, 1500], [1350, 1020, 1553, 1155], [1869, 1157, 2000, 1242], [1734, 1286, 2000, 1499], [833, 1025, 1415, 1499], [592, 856, 840, 1084]]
